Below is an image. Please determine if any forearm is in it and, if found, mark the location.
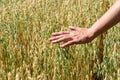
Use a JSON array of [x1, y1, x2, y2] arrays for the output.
[[89, 0, 120, 39]]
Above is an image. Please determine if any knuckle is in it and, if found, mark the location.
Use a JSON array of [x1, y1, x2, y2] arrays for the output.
[[62, 36, 66, 39], [61, 31, 65, 34]]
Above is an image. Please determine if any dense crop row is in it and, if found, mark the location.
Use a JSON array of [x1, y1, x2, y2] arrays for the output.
[[0, 0, 119, 80]]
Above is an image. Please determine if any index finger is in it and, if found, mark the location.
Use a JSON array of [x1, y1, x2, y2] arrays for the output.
[[52, 31, 69, 36], [60, 40, 75, 48]]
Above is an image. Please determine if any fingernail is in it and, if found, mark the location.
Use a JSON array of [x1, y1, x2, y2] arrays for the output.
[[49, 38, 52, 41], [52, 33, 54, 35], [60, 45, 64, 48], [52, 41, 56, 43], [69, 26, 72, 28], [52, 33, 56, 35]]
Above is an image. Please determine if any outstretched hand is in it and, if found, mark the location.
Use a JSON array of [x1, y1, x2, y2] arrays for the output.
[[49, 26, 94, 48], [50, 0, 120, 48]]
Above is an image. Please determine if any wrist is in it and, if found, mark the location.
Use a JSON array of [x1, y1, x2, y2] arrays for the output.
[[87, 27, 96, 41]]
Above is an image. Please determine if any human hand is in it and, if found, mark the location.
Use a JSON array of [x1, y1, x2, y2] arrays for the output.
[[49, 26, 94, 48]]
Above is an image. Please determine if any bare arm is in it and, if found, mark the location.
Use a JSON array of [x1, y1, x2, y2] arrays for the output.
[[49, 0, 120, 48], [89, 0, 120, 39]]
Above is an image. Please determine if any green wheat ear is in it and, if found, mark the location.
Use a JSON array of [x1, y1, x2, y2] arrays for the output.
[[0, 0, 118, 80]]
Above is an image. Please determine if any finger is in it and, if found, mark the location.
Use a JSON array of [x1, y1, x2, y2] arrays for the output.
[[52, 31, 69, 36], [51, 37, 68, 43], [49, 35, 63, 41], [69, 26, 80, 31], [60, 40, 74, 48]]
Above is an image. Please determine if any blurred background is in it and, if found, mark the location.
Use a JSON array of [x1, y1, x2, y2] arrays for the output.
[[0, 0, 119, 80]]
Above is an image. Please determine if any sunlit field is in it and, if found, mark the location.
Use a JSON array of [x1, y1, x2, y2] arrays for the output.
[[0, 0, 120, 80]]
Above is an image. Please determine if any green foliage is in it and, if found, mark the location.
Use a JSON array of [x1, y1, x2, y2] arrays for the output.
[[0, 0, 119, 80]]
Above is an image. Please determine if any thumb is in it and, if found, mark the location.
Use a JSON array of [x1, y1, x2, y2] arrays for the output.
[[69, 26, 80, 31]]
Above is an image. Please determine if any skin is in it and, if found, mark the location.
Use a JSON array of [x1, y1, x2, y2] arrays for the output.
[[49, 0, 120, 48]]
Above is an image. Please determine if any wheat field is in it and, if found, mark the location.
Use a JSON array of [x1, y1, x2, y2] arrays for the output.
[[0, 0, 120, 80]]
